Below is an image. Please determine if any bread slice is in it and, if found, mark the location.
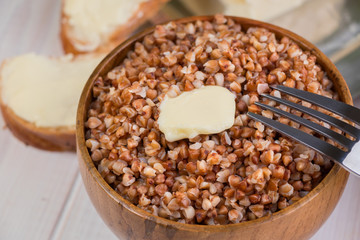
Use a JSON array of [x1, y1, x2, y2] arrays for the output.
[[61, 0, 168, 55], [0, 53, 104, 151]]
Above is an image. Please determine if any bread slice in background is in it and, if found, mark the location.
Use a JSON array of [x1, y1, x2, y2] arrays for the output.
[[0, 53, 104, 151], [61, 0, 168, 55]]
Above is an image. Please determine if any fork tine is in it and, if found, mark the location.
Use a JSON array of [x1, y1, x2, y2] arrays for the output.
[[254, 102, 355, 149], [247, 112, 347, 163], [262, 94, 360, 138], [272, 85, 360, 125]]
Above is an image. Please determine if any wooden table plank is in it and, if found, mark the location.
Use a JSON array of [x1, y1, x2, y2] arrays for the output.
[[0, 0, 80, 239], [0, 121, 79, 239], [52, 174, 117, 240], [0, 0, 63, 60]]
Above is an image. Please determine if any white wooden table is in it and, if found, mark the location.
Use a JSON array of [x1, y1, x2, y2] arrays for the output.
[[0, 0, 359, 239]]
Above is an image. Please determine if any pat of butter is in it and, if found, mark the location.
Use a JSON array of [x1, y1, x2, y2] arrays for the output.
[[158, 86, 236, 142]]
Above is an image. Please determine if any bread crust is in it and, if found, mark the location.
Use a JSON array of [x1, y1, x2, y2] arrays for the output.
[[60, 0, 168, 55], [0, 102, 76, 151]]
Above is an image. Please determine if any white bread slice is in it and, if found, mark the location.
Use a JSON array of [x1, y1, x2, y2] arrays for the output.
[[61, 0, 168, 54], [0, 53, 104, 151]]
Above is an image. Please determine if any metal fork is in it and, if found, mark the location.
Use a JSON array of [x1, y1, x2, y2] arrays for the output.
[[247, 85, 360, 177]]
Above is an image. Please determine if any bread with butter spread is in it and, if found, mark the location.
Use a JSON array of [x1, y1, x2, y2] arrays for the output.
[[61, 0, 168, 54], [0, 53, 104, 151]]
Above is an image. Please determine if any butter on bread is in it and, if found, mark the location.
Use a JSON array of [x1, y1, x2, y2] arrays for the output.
[[61, 0, 168, 55], [0, 53, 104, 151]]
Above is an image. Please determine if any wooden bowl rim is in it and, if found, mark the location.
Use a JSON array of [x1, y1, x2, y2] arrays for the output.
[[76, 15, 350, 231]]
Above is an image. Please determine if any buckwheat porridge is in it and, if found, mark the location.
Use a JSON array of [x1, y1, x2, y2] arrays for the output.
[[85, 15, 336, 225]]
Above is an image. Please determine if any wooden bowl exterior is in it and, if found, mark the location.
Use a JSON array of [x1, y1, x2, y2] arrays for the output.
[[76, 16, 350, 240]]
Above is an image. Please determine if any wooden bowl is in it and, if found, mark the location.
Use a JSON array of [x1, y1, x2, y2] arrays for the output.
[[76, 16, 350, 240]]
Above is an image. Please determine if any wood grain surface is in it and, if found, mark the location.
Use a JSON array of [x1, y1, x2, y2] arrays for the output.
[[0, 0, 359, 239]]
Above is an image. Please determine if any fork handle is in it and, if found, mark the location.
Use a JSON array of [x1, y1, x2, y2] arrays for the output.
[[342, 141, 360, 177]]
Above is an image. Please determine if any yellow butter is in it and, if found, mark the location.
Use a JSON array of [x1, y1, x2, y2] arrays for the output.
[[158, 86, 236, 142]]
